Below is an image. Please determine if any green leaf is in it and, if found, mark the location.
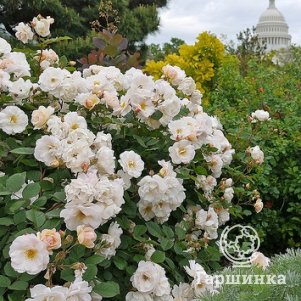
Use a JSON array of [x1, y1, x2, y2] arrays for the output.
[[113, 256, 127, 270], [0, 275, 11, 287], [160, 238, 174, 251], [4, 262, 18, 278], [53, 191, 66, 202], [9, 280, 28, 290], [0, 217, 14, 226], [61, 269, 75, 282], [133, 225, 147, 240], [151, 110, 163, 120], [146, 222, 163, 238], [10, 147, 34, 155], [85, 255, 105, 265], [175, 226, 186, 240], [6, 173, 26, 193], [22, 182, 40, 200], [94, 281, 120, 298], [25, 209, 46, 228], [83, 264, 98, 281], [151, 250, 166, 263], [195, 166, 208, 175]]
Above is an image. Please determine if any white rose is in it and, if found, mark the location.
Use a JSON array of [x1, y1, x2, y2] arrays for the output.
[[131, 261, 170, 296], [15, 22, 34, 44], [125, 292, 153, 301], [9, 78, 32, 100], [60, 203, 104, 230], [0, 106, 28, 135], [0, 37, 11, 55], [96, 147, 115, 175], [66, 276, 92, 300], [31, 106, 55, 129], [249, 145, 264, 164], [178, 77, 196, 95], [251, 110, 270, 122], [32, 16, 54, 37], [169, 140, 195, 164], [9, 234, 49, 275], [34, 135, 62, 167], [25, 284, 68, 301], [119, 150, 144, 178]]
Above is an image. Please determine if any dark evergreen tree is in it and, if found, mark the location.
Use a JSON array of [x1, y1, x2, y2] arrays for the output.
[[0, 0, 167, 42]]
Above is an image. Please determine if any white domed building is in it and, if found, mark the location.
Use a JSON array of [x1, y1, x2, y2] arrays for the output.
[[256, 0, 291, 51]]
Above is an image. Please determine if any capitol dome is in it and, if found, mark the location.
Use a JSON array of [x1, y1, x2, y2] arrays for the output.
[[256, 0, 291, 51]]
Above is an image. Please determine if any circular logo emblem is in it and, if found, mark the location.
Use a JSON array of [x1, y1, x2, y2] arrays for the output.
[[219, 224, 260, 267]]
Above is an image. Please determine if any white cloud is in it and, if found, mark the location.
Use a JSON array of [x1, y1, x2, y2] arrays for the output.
[[146, 0, 301, 46]]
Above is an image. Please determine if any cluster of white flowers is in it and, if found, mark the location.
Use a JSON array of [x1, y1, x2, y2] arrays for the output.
[[25, 273, 93, 301], [168, 114, 234, 177], [0, 33, 246, 301], [61, 169, 125, 230], [15, 15, 54, 44], [138, 160, 185, 223]]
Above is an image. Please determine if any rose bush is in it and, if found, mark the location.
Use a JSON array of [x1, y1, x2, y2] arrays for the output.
[[0, 17, 267, 301]]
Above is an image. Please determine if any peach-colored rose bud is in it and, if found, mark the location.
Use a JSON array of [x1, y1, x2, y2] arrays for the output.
[[254, 198, 264, 213], [77, 225, 97, 248], [250, 251, 270, 269], [37, 229, 61, 253], [69, 61, 76, 66]]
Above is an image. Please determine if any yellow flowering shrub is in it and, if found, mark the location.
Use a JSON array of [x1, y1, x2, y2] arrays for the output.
[[145, 32, 225, 93]]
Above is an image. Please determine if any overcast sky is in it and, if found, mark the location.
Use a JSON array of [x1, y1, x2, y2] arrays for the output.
[[146, 0, 301, 46]]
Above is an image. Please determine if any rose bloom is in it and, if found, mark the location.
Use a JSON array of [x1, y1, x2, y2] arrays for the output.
[[131, 261, 171, 296], [118, 150, 144, 178], [0, 37, 11, 55], [31, 106, 55, 129], [250, 251, 270, 270], [251, 110, 270, 122], [37, 229, 61, 253], [254, 198, 264, 213], [249, 145, 264, 164], [0, 106, 28, 135], [32, 15, 54, 37], [15, 22, 34, 44], [9, 234, 49, 275], [25, 284, 68, 301], [125, 292, 153, 301], [169, 140, 195, 165], [77, 225, 97, 248]]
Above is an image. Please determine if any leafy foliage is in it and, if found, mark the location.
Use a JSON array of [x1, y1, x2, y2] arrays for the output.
[[202, 249, 301, 301], [79, 30, 141, 72], [145, 32, 225, 95]]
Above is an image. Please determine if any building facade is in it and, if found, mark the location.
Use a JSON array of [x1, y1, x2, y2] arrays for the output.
[[256, 0, 291, 51]]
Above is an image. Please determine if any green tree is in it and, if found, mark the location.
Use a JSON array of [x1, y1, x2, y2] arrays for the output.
[[0, 0, 167, 40], [148, 37, 185, 61], [0, 0, 168, 58]]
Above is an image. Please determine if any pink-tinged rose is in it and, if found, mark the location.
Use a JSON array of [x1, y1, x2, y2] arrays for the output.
[[37, 229, 61, 253], [77, 225, 97, 248]]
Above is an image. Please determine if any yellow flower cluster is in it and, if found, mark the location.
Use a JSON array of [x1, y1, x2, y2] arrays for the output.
[[145, 32, 225, 94]]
